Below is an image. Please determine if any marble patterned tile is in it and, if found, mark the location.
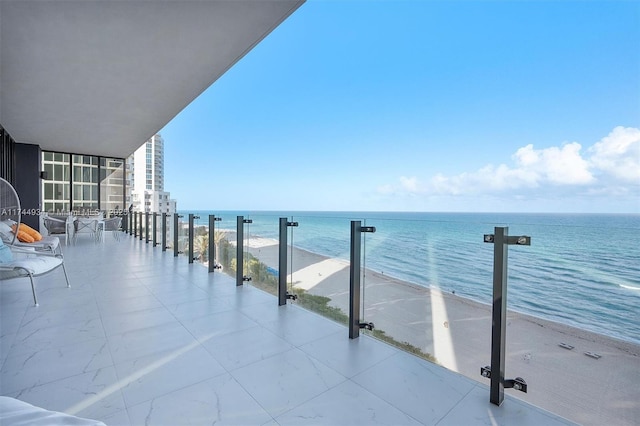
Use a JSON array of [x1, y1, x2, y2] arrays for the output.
[[96, 293, 164, 317], [237, 300, 300, 324], [231, 348, 346, 417], [100, 306, 175, 336], [99, 407, 132, 426], [7, 366, 127, 421], [113, 345, 226, 407], [298, 332, 397, 378], [149, 286, 211, 305], [17, 302, 101, 336], [352, 351, 477, 425], [276, 380, 423, 425], [0, 332, 17, 368], [1, 337, 112, 394], [31, 287, 97, 310], [164, 296, 232, 322], [260, 307, 345, 347], [92, 284, 154, 301], [0, 283, 44, 308], [107, 322, 198, 365], [224, 285, 277, 307], [201, 324, 293, 371], [127, 373, 273, 425], [437, 385, 577, 426], [178, 309, 258, 341], [10, 316, 106, 356], [0, 305, 27, 337]]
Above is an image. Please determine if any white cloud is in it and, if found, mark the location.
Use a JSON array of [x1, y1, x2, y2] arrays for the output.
[[377, 126, 639, 199], [589, 126, 640, 182], [399, 176, 419, 192], [513, 142, 593, 185]]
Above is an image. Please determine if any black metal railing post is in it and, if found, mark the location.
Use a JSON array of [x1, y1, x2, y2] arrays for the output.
[[278, 217, 299, 306], [481, 227, 531, 405], [162, 213, 167, 252], [173, 213, 182, 257], [139, 212, 143, 241], [188, 214, 200, 264], [152, 213, 158, 247], [145, 212, 150, 243], [133, 210, 138, 237], [236, 216, 253, 286], [208, 215, 222, 273], [349, 220, 376, 338], [129, 210, 133, 236]]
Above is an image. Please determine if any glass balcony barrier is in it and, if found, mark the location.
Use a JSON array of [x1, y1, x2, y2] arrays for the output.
[[358, 213, 639, 426], [118, 211, 639, 426]]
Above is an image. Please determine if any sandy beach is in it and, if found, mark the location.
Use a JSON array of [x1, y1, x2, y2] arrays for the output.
[[237, 235, 640, 426]]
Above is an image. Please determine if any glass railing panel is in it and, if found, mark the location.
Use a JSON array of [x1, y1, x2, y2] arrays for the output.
[[501, 215, 639, 425], [359, 212, 639, 426], [358, 214, 463, 365], [215, 213, 240, 278], [139, 212, 147, 242], [152, 213, 162, 248], [192, 220, 210, 266], [282, 213, 358, 325], [176, 213, 188, 258], [240, 213, 281, 294]]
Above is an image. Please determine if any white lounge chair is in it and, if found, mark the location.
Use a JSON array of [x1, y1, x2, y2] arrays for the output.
[[0, 178, 70, 306]]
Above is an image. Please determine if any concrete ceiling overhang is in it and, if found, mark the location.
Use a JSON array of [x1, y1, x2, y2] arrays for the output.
[[0, 0, 304, 158]]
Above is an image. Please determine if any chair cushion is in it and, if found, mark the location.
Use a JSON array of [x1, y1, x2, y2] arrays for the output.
[[0, 396, 106, 426], [38, 236, 61, 251], [9, 254, 63, 276], [15, 230, 36, 243], [0, 220, 14, 241], [14, 223, 43, 241], [0, 239, 13, 263]]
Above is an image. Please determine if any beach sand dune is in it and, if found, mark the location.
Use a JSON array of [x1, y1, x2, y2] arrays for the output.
[[240, 237, 640, 426]]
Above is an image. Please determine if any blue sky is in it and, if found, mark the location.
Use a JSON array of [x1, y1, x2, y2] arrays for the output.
[[161, 0, 640, 213]]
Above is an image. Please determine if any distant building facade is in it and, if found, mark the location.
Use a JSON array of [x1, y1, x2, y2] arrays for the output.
[[126, 134, 177, 213]]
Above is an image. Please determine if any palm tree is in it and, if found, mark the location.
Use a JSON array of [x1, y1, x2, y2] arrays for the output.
[[212, 231, 225, 266], [193, 234, 208, 263]]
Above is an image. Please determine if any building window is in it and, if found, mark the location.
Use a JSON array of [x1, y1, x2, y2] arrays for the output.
[[42, 151, 125, 213]]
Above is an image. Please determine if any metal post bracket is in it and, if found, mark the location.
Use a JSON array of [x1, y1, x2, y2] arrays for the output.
[[480, 366, 527, 393], [484, 234, 531, 245], [359, 322, 375, 330]]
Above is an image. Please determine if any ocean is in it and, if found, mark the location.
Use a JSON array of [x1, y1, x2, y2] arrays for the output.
[[185, 211, 640, 345]]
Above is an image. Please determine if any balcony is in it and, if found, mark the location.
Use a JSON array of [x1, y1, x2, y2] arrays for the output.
[[0, 225, 576, 425]]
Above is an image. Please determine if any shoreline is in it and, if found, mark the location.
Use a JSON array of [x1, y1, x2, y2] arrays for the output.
[[238, 234, 638, 348], [231, 234, 640, 425]]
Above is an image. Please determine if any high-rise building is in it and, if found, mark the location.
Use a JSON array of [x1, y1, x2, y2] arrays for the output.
[[126, 134, 177, 214]]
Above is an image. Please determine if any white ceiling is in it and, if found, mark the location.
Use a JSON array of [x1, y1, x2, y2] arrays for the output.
[[0, 0, 304, 158]]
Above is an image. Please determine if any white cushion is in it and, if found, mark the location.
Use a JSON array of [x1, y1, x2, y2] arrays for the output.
[[0, 220, 14, 240], [12, 236, 60, 252], [5, 254, 63, 276], [0, 396, 106, 426]]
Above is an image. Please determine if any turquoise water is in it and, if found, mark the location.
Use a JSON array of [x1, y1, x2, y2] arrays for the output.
[[186, 211, 640, 344]]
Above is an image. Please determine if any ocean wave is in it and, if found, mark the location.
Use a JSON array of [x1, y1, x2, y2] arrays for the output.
[[619, 284, 640, 291]]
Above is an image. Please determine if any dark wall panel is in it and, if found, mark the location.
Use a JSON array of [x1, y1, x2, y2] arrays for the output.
[[1, 124, 16, 183], [15, 143, 42, 230]]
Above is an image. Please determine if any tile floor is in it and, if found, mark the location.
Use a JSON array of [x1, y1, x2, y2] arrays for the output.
[[0, 234, 575, 425]]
